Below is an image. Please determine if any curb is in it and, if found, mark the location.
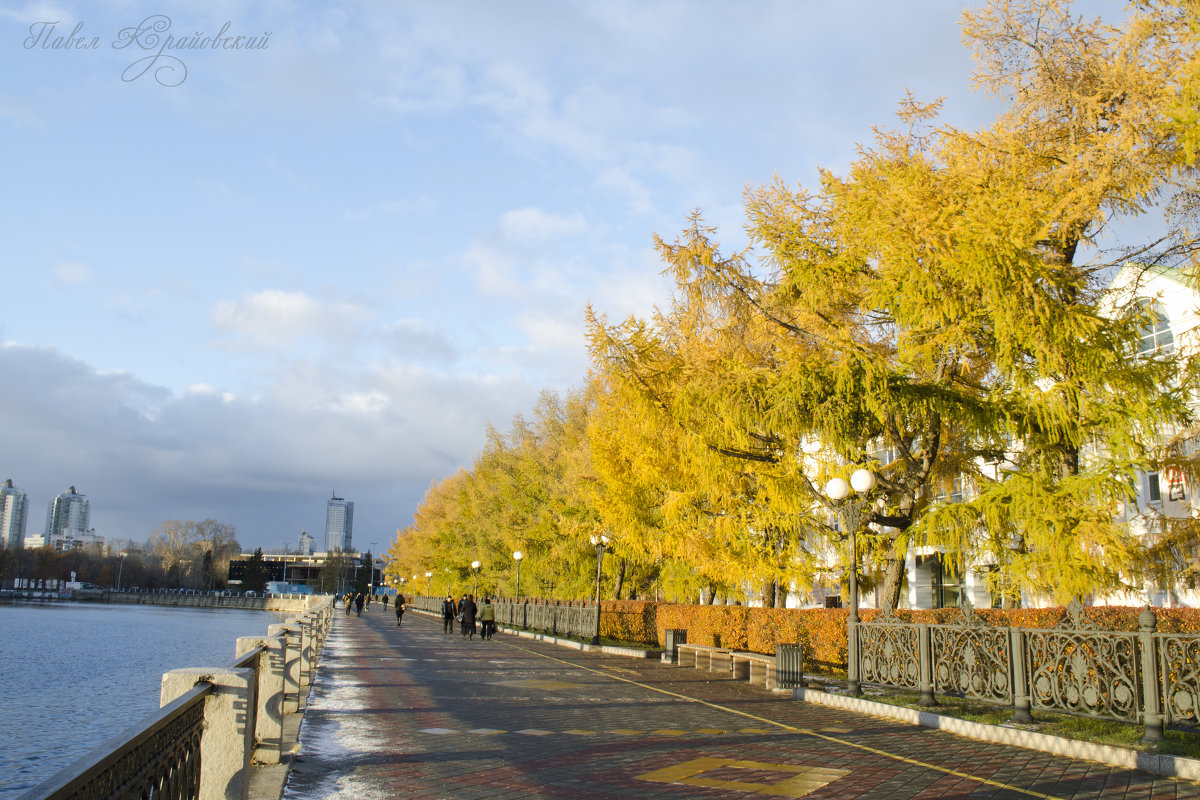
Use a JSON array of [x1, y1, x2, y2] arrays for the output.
[[410, 608, 662, 658], [791, 685, 1200, 780]]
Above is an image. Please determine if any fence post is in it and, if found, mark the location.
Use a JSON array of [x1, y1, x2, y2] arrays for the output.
[[847, 612, 861, 696], [269, 622, 302, 714], [160, 668, 255, 800], [1139, 606, 1164, 744], [1010, 627, 1034, 724], [917, 623, 937, 707], [236, 635, 285, 765]]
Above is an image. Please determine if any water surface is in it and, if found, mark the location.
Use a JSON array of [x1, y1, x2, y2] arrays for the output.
[[0, 601, 289, 798]]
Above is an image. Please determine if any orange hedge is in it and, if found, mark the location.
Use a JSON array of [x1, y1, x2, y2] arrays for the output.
[[599, 601, 1200, 675]]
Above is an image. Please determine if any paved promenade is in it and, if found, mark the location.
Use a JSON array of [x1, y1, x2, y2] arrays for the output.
[[282, 609, 1200, 800]]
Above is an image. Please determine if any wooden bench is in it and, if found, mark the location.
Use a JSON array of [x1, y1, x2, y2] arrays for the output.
[[731, 652, 777, 690], [677, 643, 732, 673]]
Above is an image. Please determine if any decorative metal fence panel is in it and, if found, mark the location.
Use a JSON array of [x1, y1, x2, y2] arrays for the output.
[[1024, 605, 1142, 722], [21, 683, 210, 800], [930, 606, 1013, 705], [1159, 633, 1200, 725], [857, 608, 921, 691]]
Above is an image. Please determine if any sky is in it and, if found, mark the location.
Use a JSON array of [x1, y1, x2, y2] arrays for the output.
[[0, 0, 1044, 553]]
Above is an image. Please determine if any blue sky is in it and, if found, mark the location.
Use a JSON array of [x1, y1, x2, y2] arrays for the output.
[[0, 0, 1017, 552]]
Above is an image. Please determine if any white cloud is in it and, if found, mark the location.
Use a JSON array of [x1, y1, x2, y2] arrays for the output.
[[211, 290, 366, 349], [498, 208, 590, 243]]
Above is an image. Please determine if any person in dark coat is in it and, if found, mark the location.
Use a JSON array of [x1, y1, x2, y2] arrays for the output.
[[459, 594, 477, 639], [395, 594, 406, 626], [382, 594, 389, 610], [354, 593, 365, 616], [442, 594, 457, 634]]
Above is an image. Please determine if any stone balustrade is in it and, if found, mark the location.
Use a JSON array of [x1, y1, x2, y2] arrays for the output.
[[18, 598, 335, 800]]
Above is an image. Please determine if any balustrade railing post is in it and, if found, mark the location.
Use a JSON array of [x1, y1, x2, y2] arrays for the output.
[[1010, 627, 1034, 724], [918, 623, 937, 707], [160, 668, 255, 800], [236, 636, 286, 765], [269, 623, 302, 714], [1139, 606, 1164, 744]]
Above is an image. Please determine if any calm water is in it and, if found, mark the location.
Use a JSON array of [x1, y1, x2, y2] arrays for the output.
[[0, 601, 290, 798]]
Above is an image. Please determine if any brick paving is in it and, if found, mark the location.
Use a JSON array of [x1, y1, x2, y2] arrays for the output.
[[282, 610, 1200, 800]]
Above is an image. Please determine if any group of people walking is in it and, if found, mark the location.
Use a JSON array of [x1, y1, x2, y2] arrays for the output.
[[442, 593, 495, 640], [339, 591, 406, 625]]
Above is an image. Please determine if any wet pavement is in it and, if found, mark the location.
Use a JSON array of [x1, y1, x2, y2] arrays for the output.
[[282, 609, 1200, 799]]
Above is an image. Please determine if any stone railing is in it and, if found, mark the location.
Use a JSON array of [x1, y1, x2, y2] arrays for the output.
[[853, 599, 1200, 742], [18, 598, 335, 800], [410, 596, 599, 638]]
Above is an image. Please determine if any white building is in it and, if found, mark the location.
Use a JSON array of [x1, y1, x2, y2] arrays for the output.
[[1, 479, 28, 549], [39, 486, 100, 551], [324, 494, 354, 552], [298, 529, 315, 556]]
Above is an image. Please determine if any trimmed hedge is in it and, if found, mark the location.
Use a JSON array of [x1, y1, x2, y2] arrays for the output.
[[598, 600, 1200, 675]]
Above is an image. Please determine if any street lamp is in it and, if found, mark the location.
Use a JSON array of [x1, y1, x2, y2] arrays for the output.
[[825, 467, 876, 696], [513, 551, 523, 598], [471, 560, 481, 595], [425, 571, 432, 595], [116, 551, 128, 591], [589, 534, 610, 646]]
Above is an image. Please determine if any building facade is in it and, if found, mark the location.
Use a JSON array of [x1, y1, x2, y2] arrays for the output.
[[324, 494, 354, 553], [1, 479, 28, 549], [40, 485, 98, 551], [299, 529, 315, 556]]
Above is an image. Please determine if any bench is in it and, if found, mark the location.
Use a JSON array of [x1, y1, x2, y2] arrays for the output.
[[677, 643, 732, 673], [731, 652, 777, 690]]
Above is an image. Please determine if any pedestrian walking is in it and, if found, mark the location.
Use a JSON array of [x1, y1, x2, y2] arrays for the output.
[[479, 597, 495, 640], [355, 592, 365, 616], [442, 594, 457, 634], [459, 594, 477, 639], [395, 594, 406, 626], [382, 594, 389, 611], [344, 592, 353, 615]]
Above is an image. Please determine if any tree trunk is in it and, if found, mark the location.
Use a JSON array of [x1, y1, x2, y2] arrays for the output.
[[877, 556, 907, 610], [762, 578, 777, 608], [613, 559, 626, 599]]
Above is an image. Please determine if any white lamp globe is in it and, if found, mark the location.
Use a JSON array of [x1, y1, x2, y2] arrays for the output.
[[590, 534, 599, 545], [850, 469, 876, 494], [513, 551, 523, 561], [825, 477, 850, 501], [471, 560, 481, 570]]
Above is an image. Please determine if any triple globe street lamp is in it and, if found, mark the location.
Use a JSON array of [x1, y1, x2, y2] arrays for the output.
[[824, 467, 876, 697]]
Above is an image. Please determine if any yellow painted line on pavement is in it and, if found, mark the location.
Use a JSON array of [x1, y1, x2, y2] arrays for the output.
[[499, 639, 1065, 800]]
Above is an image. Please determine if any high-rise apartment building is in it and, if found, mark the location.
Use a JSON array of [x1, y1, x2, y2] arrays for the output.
[[298, 529, 315, 556], [1, 479, 28, 549], [45, 485, 90, 541], [325, 494, 354, 553]]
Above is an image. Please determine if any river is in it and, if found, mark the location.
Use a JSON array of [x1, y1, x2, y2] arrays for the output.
[[0, 601, 291, 798]]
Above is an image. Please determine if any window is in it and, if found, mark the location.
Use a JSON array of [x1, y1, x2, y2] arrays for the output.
[[1136, 302, 1174, 357], [1148, 472, 1162, 503]]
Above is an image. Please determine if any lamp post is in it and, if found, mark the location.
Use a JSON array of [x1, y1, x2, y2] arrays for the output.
[[281, 543, 289, 587], [116, 551, 128, 591], [589, 534, 610, 646], [825, 468, 876, 696], [471, 560, 481, 595], [425, 571, 432, 595], [513, 551, 523, 598]]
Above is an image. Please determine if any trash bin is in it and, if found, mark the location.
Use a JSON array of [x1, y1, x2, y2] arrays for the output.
[[776, 643, 804, 689], [664, 629, 687, 663]]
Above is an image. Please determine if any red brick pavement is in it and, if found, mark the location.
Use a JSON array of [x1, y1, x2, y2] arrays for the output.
[[281, 609, 1200, 800]]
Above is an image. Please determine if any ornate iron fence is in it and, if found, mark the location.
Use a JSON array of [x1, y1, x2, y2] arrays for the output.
[[853, 599, 1200, 742], [18, 683, 211, 800]]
